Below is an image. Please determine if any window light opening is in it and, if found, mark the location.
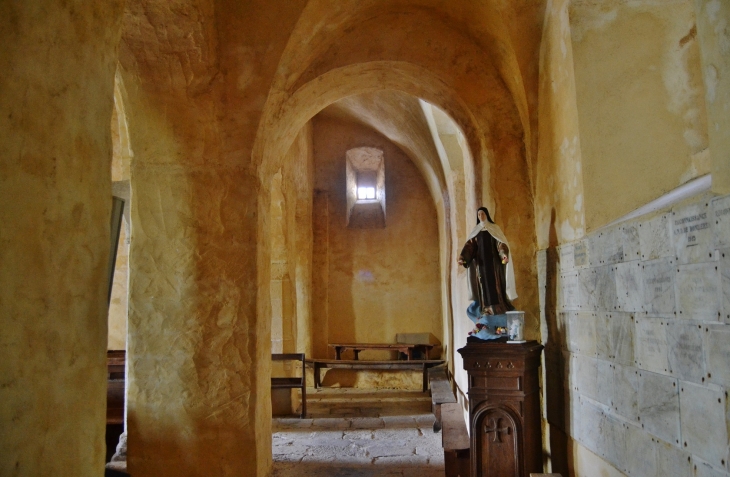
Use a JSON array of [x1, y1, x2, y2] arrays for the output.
[[357, 187, 376, 200]]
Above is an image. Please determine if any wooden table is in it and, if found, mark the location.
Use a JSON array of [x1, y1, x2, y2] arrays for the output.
[[329, 342, 435, 360]]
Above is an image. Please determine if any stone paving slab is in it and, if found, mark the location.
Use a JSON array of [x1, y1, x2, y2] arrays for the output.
[[273, 388, 444, 477]]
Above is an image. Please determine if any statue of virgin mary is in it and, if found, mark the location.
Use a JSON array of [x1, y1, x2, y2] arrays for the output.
[[458, 207, 518, 341]]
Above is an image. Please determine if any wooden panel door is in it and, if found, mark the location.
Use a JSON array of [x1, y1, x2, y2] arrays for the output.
[[475, 407, 521, 476]]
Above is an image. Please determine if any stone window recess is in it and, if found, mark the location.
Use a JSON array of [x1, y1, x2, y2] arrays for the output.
[[345, 147, 386, 228]]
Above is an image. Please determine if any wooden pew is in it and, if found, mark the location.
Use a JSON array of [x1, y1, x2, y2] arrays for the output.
[[429, 367, 470, 477], [441, 402, 471, 477], [306, 359, 445, 392], [107, 351, 125, 425], [271, 353, 307, 418], [429, 367, 457, 432]]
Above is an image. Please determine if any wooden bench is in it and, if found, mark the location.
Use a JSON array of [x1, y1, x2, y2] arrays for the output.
[[441, 402, 470, 477], [329, 342, 435, 360], [429, 367, 457, 432], [107, 350, 125, 425], [306, 359, 445, 392], [428, 367, 470, 477], [271, 353, 306, 418]]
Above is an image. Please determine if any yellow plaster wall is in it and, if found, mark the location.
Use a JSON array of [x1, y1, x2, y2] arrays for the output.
[[0, 2, 124, 476], [570, 0, 710, 231], [108, 220, 130, 350], [311, 116, 442, 367], [694, 0, 730, 194]]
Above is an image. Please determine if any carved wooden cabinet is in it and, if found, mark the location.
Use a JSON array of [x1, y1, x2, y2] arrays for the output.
[[458, 341, 543, 477]]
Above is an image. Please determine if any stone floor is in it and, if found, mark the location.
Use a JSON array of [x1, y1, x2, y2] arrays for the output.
[[272, 388, 446, 477]]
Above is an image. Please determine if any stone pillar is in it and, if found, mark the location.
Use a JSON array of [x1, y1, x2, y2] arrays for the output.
[[695, 0, 730, 194], [0, 2, 123, 476]]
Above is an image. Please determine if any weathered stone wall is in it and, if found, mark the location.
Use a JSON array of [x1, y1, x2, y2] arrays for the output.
[[570, 0, 710, 230], [0, 2, 124, 476], [311, 115, 442, 387], [539, 191, 730, 476]]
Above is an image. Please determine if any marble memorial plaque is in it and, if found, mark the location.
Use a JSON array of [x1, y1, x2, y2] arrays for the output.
[[705, 324, 730, 387], [624, 423, 657, 477], [615, 261, 645, 312], [638, 370, 680, 445], [612, 364, 639, 422], [655, 440, 691, 477], [578, 268, 598, 311], [596, 227, 623, 266], [574, 398, 604, 453], [574, 240, 589, 269], [666, 322, 705, 383], [635, 317, 670, 374], [595, 312, 611, 360], [639, 213, 673, 261], [567, 312, 597, 356], [572, 354, 598, 399], [672, 201, 714, 265], [693, 458, 729, 477], [622, 222, 641, 262], [721, 250, 730, 324], [595, 265, 618, 311], [712, 195, 730, 250], [679, 382, 729, 468], [600, 415, 626, 469], [589, 233, 603, 268], [610, 313, 635, 366], [560, 243, 575, 272], [642, 258, 676, 315], [595, 359, 614, 406], [561, 271, 579, 310], [676, 263, 721, 320]]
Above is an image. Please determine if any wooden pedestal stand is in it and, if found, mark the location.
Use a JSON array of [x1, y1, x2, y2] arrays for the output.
[[458, 341, 543, 477]]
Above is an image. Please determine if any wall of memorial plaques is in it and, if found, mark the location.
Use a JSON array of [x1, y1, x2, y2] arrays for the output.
[[540, 191, 730, 476]]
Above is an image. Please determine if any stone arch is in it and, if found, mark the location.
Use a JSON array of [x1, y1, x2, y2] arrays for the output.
[[252, 62, 486, 383]]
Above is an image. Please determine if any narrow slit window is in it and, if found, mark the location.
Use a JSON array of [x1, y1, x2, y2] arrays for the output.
[[358, 187, 375, 200]]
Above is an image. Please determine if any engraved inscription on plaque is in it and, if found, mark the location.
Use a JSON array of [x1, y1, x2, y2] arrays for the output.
[[665, 322, 705, 383], [642, 258, 676, 315], [672, 202, 713, 265], [712, 195, 730, 249], [560, 243, 575, 272], [635, 317, 669, 374], [574, 240, 589, 269], [639, 214, 672, 261], [676, 263, 721, 320]]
